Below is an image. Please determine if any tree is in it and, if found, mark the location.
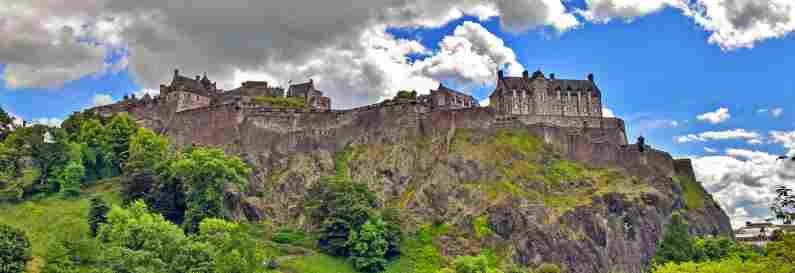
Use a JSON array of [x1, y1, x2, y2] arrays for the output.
[[0, 106, 15, 142], [196, 218, 266, 273], [76, 119, 112, 181], [348, 216, 389, 273], [122, 128, 171, 207], [309, 179, 378, 256], [105, 114, 137, 174], [158, 148, 250, 233], [654, 213, 696, 265], [0, 224, 32, 273], [57, 161, 85, 197], [88, 196, 111, 237]]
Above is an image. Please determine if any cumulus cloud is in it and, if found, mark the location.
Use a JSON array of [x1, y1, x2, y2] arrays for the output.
[[602, 108, 615, 118], [676, 128, 763, 144], [770, 130, 795, 155], [30, 117, 63, 127], [697, 107, 731, 124], [0, 0, 110, 89], [692, 148, 795, 227], [3, 0, 581, 106], [580, 0, 795, 50], [704, 147, 718, 153], [93, 94, 114, 106], [579, 0, 686, 23]]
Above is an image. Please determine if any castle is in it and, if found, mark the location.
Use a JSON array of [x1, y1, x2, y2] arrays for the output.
[[92, 67, 702, 178]]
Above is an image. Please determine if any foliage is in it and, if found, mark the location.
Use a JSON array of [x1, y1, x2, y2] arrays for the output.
[[653, 213, 696, 265], [196, 218, 268, 273], [157, 147, 251, 232], [57, 161, 85, 197], [395, 90, 418, 99], [125, 128, 170, 175], [272, 228, 309, 245], [692, 237, 761, 262], [532, 263, 561, 273], [0, 105, 15, 141], [472, 215, 493, 239], [674, 176, 706, 210], [88, 196, 110, 237], [105, 113, 137, 174], [389, 225, 446, 273], [0, 224, 32, 273], [279, 253, 359, 273], [254, 96, 307, 108], [310, 179, 378, 256], [446, 254, 504, 273], [348, 216, 390, 273]]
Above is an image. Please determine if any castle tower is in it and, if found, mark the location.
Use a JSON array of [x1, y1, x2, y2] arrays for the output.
[[487, 69, 603, 117]]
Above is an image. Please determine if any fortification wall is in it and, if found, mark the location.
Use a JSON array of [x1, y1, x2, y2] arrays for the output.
[[101, 99, 696, 184]]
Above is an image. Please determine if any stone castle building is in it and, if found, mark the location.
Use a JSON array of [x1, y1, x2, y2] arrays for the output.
[[490, 70, 602, 117]]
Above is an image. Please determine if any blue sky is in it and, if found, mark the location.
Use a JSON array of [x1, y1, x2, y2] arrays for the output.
[[2, 0, 794, 227]]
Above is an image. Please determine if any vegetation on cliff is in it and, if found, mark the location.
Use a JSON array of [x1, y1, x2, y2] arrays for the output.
[[254, 96, 308, 108]]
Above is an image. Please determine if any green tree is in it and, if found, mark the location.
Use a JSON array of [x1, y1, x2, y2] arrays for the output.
[[653, 213, 696, 265], [0, 224, 32, 273], [88, 196, 111, 237], [158, 148, 250, 233], [196, 218, 266, 273], [105, 114, 137, 174], [57, 161, 85, 197], [0, 105, 14, 141], [76, 119, 112, 181], [309, 179, 378, 256], [122, 128, 172, 209], [348, 216, 389, 273]]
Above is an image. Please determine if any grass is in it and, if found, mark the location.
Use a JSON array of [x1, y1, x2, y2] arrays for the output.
[[0, 177, 121, 273], [675, 175, 706, 209], [254, 96, 308, 108], [278, 253, 359, 273]]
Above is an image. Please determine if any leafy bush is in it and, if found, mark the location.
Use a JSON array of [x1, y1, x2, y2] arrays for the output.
[[349, 217, 390, 273], [653, 213, 696, 265], [88, 196, 110, 237], [0, 224, 32, 273], [254, 96, 307, 108]]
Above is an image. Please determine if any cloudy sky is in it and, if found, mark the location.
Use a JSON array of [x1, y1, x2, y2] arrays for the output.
[[1, 0, 794, 227]]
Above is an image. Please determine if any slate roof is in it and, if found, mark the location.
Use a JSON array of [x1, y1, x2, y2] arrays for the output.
[[492, 76, 601, 97], [436, 84, 475, 100]]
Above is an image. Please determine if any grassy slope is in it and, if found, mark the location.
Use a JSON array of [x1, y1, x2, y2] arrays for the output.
[[0, 178, 122, 273]]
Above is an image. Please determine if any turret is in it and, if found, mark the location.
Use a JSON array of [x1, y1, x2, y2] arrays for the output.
[[588, 73, 595, 82], [497, 70, 504, 80], [522, 70, 529, 79]]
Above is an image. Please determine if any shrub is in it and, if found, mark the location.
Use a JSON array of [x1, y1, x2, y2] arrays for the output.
[[0, 224, 32, 273], [272, 228, 308, 245]]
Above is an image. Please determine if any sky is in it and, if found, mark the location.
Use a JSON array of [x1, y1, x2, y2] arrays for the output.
[[1, 0, 794, 228]]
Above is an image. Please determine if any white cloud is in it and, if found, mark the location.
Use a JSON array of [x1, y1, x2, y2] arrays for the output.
[[480, 98, 490, 107], [770, 130, 795, 156], [134, 88, 160, 98], [580, 0, 686, 23], [602, 108, 615, 118], [93, 94, 114, 107], [676, 128, 763, 143], [580, 0, 795, 50], [692, 148, 795, 228], [771, 108, 784, 117], [30, 117, 63, 127], [704, 147, 718, 153], [697, 107, 731, 124]]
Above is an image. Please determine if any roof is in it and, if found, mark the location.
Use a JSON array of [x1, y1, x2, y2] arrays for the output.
[[491, 76, 601, 97], [170, 75, 214, 96]]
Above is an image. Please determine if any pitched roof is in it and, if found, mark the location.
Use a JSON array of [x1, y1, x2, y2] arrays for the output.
[[491, 76, 601, 97], [436, 84, 475, 100]]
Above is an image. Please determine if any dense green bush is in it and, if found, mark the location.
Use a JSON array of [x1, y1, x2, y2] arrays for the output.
[[0, 224, 32, 273], [349, 216, 390, 273], [653, 213, 696, 265]]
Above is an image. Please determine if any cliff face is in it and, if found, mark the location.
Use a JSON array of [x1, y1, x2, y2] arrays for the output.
[[145, 103, 731, 273]]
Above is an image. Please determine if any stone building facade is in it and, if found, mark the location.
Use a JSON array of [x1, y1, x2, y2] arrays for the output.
[[419, 83, 477, 110], [287, 79, 331, 110], [489, 69, 602, 117]]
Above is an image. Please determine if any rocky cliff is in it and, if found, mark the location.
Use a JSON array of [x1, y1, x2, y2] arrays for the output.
[[145, 103, 731, 273]]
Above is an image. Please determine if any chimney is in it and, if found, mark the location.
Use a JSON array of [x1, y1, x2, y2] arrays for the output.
[[174, 69, 179, 76], [497, 70, 504, 80], [588, 73, 594, 82], [522, 70, 529, 79], [195, 75, 200, 81], [550, 73, 556, 79]]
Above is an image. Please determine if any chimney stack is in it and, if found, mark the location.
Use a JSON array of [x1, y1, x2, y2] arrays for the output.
[[522, 70, 529, 79], [587, 73, 594, 82], [550, 73, 556, 79], [497, 70, 504, 80]]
